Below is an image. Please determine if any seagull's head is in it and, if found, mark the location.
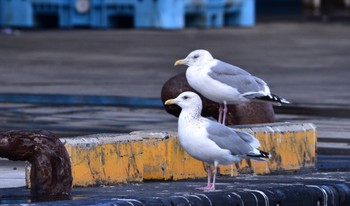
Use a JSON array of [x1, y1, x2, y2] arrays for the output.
[[164, 91, 203, 112], [174, 49, 214, 67]]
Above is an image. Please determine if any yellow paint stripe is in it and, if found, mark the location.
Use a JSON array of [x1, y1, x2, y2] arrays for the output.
[[63, 134, 144, 186], [26, 123, 316, 187]]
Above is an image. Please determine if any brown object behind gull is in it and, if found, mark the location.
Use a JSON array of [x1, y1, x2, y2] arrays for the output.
[[161, 72, 275, 125]]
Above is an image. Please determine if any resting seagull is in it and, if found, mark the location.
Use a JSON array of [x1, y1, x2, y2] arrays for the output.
[[174, 49, 289, 124], [164, 91, 270, 191]]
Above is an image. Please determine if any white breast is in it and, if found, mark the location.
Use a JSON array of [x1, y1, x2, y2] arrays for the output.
[[177, 117, 241, 165]]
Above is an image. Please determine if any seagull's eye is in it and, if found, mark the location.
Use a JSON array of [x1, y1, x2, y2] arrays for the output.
[[193, 55, 199, 59], [183, 96, 189, 100]]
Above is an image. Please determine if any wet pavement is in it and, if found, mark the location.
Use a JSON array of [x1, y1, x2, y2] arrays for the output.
[[0, 102, 175, 137], [1, 172, 350, 205], [0, 23, 350, 105], [0, 159, 25, 189], [0, 22, 349, 137]]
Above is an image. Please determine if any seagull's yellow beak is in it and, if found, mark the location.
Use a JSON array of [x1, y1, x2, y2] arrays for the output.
[[174, 59, 187, 66], [164, 99, 177, 105]]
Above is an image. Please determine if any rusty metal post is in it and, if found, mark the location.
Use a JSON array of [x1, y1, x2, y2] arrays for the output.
[[0, 130, 72, 200]]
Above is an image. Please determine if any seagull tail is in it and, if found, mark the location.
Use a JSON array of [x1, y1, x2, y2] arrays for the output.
[[254, 93, 290, 106], [247, 150, 271, 162]]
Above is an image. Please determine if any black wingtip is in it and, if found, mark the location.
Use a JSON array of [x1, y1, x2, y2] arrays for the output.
[[247, 150, 271, 159], [254, 93, 290, 105], [259, 150, 271, 159]]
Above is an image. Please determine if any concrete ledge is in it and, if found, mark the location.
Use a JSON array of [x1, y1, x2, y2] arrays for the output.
[[63, 134, 144, 186], [25, 122, 317, 187], [220, 123, 316, 176]]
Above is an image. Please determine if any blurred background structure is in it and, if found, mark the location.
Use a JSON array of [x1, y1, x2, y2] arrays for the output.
[[0, 0, 255, 29], [1, 0, 350, 29]]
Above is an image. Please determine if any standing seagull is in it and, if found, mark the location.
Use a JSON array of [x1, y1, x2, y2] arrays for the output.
[[164, 91, 270, 191], [174, 49, 289, 124]]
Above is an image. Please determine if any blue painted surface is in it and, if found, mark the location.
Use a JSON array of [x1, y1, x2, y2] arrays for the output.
[[317, 155, 350, 170], [0, 93, 163, 108], [0, 0, 33, 27], [225, 0, 255, 27], [0, 0, 255, 28]]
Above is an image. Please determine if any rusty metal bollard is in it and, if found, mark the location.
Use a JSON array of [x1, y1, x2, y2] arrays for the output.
[[0, 130, 72, 200], [161, 72, 275, 125]]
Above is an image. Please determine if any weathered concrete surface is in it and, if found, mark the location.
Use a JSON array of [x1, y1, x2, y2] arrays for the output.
[[64, 134, 144, 186], [24, 123, 316, 187], [2, 172, 350, 205], [140, 123, 316, 180], [0, 22, 348, 204]]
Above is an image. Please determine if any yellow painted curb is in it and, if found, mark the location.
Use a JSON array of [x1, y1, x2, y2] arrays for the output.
[[137, 123, 316, 180], [135, 131, 208, 180], [25, 123, 316, 187], [219, 123, 317, 175], [62, 134, 144, 186]]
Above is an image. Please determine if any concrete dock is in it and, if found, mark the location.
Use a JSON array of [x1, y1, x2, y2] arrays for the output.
[[2, 172, 350, 205], [1, 22, 350, 205]]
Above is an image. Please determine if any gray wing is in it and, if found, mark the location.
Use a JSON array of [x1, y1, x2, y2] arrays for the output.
[[205, 121, 256, 155], [208, 61, 268, 94], [235, 130, 260, 148], [210, 60, 251, 76]]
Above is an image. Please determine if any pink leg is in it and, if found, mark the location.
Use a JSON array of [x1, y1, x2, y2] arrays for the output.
[[222, 102, 228, 125], [196, 165, 214, 190], [206, 166, 212, 187], [218, 104, 223, 124], [211, 164, 218, 190]]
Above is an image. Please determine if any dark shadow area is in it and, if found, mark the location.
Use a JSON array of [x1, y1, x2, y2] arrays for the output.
[[34, 14, 59, 29], [185, 13, 204, 28], [109, 15, 134, 28], [256, 0, 350, 22]]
